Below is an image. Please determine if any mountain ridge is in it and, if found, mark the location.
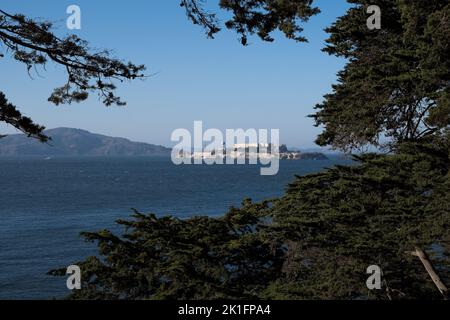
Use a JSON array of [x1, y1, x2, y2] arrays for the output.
[[0, 128, 171, 156]]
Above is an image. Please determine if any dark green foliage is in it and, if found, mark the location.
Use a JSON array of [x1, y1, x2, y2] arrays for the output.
[[0, 92, 49, 142], [180, 0, 221, 38], [219, 0, 320, 45], [0, 9, 145, 140], [0, 9, 145, 106], [264, 139, 450, 299], [51, 202, 284, 300], [313, 0, 450, 151], [181, 0, 320, 45]]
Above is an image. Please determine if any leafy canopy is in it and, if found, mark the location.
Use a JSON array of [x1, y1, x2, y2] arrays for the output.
[[313, 0, 450, 151], [181, 0, 319, 45], [0, 9, 146, 141]]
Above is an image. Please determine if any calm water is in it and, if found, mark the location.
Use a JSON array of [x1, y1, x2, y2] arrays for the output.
[[0, 156, 352, 299]]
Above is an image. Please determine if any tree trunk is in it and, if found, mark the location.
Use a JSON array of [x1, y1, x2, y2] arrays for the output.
[[410, 247, 448, 300]]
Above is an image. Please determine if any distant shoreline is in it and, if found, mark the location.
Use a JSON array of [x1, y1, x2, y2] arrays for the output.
[[0, 127, 343, 159]]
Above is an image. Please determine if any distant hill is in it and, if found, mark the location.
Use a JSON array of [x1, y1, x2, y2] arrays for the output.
[[0, 128, 171, 157], [278, 144, 329, 160], [297, 152, 328, 160]]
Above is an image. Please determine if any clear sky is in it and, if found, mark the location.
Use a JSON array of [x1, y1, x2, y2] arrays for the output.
[[0, 0, 350, 148]]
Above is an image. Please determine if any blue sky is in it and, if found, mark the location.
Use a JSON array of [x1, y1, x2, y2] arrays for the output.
[[0, 0, 350, 148]]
